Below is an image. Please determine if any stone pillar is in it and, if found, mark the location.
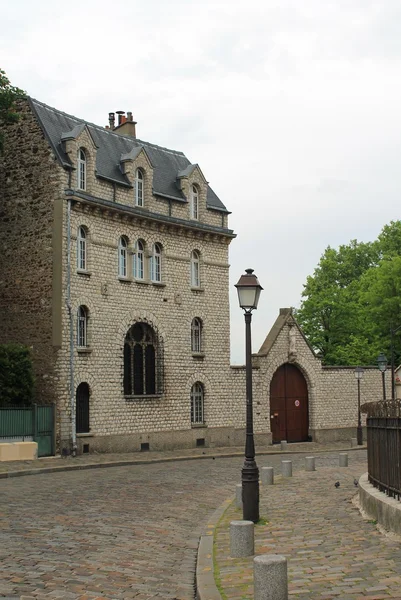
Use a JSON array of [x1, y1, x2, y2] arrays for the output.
[[280, 440, 287, 451], [282, 460, 292, 477], [236, 484, 242, 509], [261, 466, 274, 485], [339, 453, 348, 467], [305, 456, 315, 471], [254, 554, 288, 600], [230, 520, 254, 558]]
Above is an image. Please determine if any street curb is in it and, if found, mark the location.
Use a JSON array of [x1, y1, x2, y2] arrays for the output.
[[196, 496, 233, 600], [0, 445, 367, 480]]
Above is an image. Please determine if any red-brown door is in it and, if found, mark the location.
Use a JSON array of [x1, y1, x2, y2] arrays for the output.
[[270, 364, 309, 443]]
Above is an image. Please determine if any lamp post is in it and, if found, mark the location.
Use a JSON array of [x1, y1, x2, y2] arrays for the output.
[[235, 268, 263, 523], [377, 353, 387, 401], [354, 366, 364, 445]]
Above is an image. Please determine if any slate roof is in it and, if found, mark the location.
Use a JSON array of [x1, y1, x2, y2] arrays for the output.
[[29, 98, 228, 213]]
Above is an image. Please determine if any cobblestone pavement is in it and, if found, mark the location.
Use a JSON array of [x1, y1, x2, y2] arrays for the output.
[[215, 451, 401, 599]]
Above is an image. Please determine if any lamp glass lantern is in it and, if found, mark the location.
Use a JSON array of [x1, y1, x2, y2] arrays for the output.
[[235, 268, 263, 312], [354, 366, 364, 380], [377, 353, 387, 373]]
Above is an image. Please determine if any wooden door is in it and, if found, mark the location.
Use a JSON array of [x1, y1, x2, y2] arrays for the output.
[[270, 364, 309, 443]]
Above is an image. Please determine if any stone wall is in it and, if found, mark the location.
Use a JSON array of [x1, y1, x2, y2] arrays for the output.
[[0, 100, 62, 405]]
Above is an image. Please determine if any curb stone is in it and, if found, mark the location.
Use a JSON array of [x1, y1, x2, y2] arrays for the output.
[[0, 444, 366, 479], [196, 496, 233, 600]]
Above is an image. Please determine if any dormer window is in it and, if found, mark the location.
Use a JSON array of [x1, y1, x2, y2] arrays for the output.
[[190, 185, 199, 220], [135, 169, 144, 207], [77, 148, 86, 191]]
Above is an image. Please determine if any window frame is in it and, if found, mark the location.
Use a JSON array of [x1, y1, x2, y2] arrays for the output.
[[150, 243, 162, 283], [191, 317, 202, 353], [124, 322, 163, 397], [77, 226, 87, 271], [77, 148, 86, 191], [190, 184, 199, 220], [133, 240, 145, 280], [191, 382, 204, 425], [135, 168, 144, 207], [191, 250, 201, 288], [77, 306, 88, 348], [118, 236, 128, 278]]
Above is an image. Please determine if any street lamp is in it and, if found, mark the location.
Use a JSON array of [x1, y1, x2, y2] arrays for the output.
[[354, 367, 364, 445], [377, 353, 387, 401], [235, 268, 263, 523]]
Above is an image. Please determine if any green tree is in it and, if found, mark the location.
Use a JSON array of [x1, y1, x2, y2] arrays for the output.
[[0, 344, 34, 406], [0, 68, 25, 153]]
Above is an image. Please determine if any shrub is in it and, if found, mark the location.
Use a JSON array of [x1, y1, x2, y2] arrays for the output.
[[0, 343, 34, 406]]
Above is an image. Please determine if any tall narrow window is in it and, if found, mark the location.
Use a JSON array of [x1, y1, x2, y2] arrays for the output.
[[191, 318, 202, 353], [190, 185, 199, 220], [191, 250, 200, 288], [77, 226, 87, 271], [135, 169, 144, 206], [133, 240, 145, 280], [123, 322, 163, 396], [191, 382, 204, 425], [118, 237, 128, 277], [77, 148, 86, 191], [77, 306, 88, 347], [150, 243, 162, 283], [76, 382, 90, 433]]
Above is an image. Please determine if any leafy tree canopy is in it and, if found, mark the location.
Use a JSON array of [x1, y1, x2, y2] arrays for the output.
[[296, 221, 401, 366], [0, 68, 25, 153]]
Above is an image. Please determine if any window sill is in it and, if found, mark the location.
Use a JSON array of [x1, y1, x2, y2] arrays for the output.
[[151, 281, 166, 287], [118, 276, 132, 283], [192, 352, 205, 359], [77, 347, 92, 354], [76, 432, 92, 437], [124, 394, 163, 400], [191, 423, 207, 428], [134, 279, 149, 285], [77, 269, 91, 277], [191, 287, 204, 292]]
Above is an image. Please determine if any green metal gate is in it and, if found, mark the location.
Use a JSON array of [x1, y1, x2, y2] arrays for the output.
[[0, 404, 55, 457]]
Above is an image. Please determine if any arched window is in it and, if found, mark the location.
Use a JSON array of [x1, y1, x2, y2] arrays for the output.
[[77, 226, 87, 271], [191, 318, 202, 353], [135, 168, 144, 206], [118, 236, 128, 277], [190, 185, 199, 220], [76, 382, 90, 433], [191, 250, 200, 288], [77, 306, 88, 347], [133, 240, 145, 280], [124, 322, 163, 396], [150, 243, 162, 283], [191, 382, 204, 425], [77, 148, 86, 191]]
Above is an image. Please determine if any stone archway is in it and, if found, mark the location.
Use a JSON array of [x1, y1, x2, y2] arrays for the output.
[[270, 363, 309, 443]]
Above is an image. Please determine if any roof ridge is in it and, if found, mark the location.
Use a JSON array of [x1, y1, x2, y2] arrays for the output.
[[29, 97, 187, 158]]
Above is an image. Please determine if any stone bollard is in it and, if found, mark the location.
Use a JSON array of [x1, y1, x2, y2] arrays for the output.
[[339, 453, 348, 467], [230, 520, 254, 557], [261, 466, 274, 485], [280, 440, 288, 451], [254, 554, 288, 600], [236, 484, 242, 509], [305, 456, 315, 471], [282, 460, 292, 477], [351, 437, 357, 448]]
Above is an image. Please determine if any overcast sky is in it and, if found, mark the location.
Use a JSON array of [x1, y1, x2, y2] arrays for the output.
[[2, 0, 401, 362]]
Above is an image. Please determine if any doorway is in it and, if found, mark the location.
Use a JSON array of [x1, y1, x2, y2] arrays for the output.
[[270, 363, 309, 443]]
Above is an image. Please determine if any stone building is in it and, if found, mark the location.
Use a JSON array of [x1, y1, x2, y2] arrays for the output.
[[0, 99, 386, 454]]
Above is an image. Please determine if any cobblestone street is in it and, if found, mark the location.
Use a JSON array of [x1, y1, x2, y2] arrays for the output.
[[0, 449, 392, 599]]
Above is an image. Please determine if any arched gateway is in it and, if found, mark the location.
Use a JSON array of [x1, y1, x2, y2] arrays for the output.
[[270, 363, 309, 443]]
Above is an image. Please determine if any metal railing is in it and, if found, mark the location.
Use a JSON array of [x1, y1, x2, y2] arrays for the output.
[[0, 406, 33, 440], [366, 400, 401, 501]]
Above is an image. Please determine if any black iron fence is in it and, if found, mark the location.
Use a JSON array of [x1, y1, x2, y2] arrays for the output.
[[366, 400, 401, 501]]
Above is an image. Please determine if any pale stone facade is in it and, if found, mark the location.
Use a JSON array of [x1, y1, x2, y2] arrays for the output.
[[0, 100, 386, 455]]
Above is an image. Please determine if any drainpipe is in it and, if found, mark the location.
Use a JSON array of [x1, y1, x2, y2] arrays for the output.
[[66, 196, 77, 456]]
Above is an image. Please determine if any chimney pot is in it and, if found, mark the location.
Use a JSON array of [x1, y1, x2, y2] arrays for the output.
[[127, 111, 133, 122], [108, 112, 115, 129]]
